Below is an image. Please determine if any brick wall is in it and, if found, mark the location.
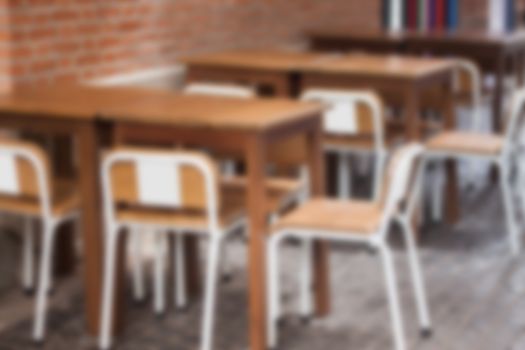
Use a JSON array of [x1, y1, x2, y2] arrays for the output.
[[0, 0, 380, 90]]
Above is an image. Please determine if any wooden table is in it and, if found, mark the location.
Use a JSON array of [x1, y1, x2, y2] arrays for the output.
[[301, 53, 459, 222], [181, 50, 339, 97], [0, 86, 330, 350], [182, 50, 460, 221], [309, 29, 525, 132], [100, 91, 329, 350]]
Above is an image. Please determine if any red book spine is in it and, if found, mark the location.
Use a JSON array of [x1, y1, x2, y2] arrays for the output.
[[408, 0, 418, 29], [435, 0, 445, 29]]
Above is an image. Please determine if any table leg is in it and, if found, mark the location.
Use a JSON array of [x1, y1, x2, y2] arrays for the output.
[[493, 54, 506, 133], [77, 122, 117, 335], [53, 136, 77, 276], [184, 236, 201, 297], [272, 76, 294, 98], [245, 135, 268, 350], [305, 117, 330, 316], [515, 51, 525, 87], [404, 84, 421, 141]]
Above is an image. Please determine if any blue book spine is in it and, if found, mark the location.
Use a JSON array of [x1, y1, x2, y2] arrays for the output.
[[507, 0, 516, 31], [447, 0, 459, 30]]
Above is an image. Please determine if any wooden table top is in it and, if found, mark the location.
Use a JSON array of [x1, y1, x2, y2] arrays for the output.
[[304, 53, 455, 79], [0, 85, 323, 131], [0, 85, 151, 120], [308, 28, 525, 47], [180, 49, 340, 71], [99, 88, 323, 131]]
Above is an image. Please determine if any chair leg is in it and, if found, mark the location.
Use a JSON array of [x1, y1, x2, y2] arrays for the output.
[[153, 230, 167, 315], [338, 153, 352, 199], [174, 233, 187, 310], [299, 239, 313, 320], [372, 154, 384, 201], [399, 218, 432, 335], [222, 159, 236, 177], [378, 243, 406, 350], [200, 236, 221, 350], [499, 162, 521, 255], [519, 160, 525, 221], [32, 221, 57, 343], [431, 162, 444, 222], [267, 234, 282, 349], [98, 226, 121, 350], [22, 217, 35, 293], [218, 234, 234, 283], [131, 227, 146, 303]]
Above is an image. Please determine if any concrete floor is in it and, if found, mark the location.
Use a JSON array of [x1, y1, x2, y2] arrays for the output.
[[0, 185, 525, 350]]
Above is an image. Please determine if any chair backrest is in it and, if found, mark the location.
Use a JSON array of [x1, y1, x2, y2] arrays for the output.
[[503, 87, 525, 155], [301, 88, 386, 200], [0, 138, 51, 217], [453, 59, 483, 130], [377, 143, 424, 237], [183, 82, 256, 99], [301, 89, 384, 138], [102, 148, 220, 231]]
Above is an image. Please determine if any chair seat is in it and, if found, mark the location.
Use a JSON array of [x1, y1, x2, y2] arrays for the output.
[[221, 175, 304, 213], [426, 131, 504, 156], [273, 198, 382, 234], [116, 196, 245, 231], [324, 132, 399, 151], [0, 179, 80, 217]]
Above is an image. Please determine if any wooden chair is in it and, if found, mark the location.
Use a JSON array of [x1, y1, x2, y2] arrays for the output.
[[266, 144, 431, 350], [98, 148, 247, 350], [301, 88, 387, 200], [425, 87, 525, 256], [128, 82, 305, 306], [0, 138, 79, 343]]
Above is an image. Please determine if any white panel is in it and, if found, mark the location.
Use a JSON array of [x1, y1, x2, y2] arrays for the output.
[[390, 0, 403, 32], [489, 0, 505, 34], [0, 153, 20, 195], [137, 160, 181, 207], [323, 101, 357, 135]]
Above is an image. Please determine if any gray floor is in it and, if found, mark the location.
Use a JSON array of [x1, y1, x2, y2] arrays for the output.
[[0, 185, 525, 350]]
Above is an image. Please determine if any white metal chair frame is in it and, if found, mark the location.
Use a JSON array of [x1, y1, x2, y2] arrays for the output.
[[427, 88, 525, 256], [127, 82, 258, 305], [453, 59, 484, 131], [0, 143, 78, 343], [98, 150, 246, 350], [266, 144, 431, 350], [428, 59, 487, 220], [301, 89, 387, 201]]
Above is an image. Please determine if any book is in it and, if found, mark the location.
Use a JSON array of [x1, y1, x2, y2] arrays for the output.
[[489, 0, 506, 33], [428, 0, 437, 29], [382, 0, 390, 29], [435, 0, 445, 30], [419, 0, 428, 31], [507, 0, 516, 31], [446, 0, 459, 31], [389, 0, 404, 32], [407, 0, 419, 29]]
